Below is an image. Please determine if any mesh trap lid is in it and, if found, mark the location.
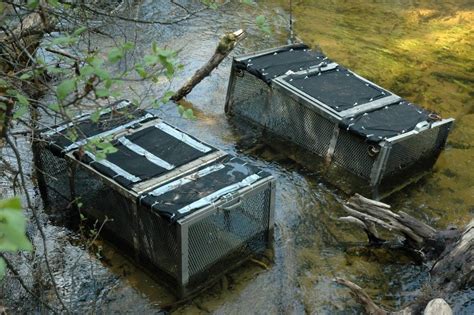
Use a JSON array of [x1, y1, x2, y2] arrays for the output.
[[281, 64, 394, 112], [340, 100, 433, 142], [140, 156, 272, 222], [77, 121, 218, 189], [235, 43, 329, 83], [41, 100, 154, 155]]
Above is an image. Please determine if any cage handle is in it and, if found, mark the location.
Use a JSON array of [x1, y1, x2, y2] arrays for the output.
[[220, 197, 242, 211]]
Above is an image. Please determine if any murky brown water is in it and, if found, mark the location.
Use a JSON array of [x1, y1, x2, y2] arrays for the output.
[[3, 0, 472, 313]]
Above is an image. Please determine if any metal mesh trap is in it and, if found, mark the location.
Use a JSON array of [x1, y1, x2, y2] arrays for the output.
[[34, 101, 275, 297], [225, 44, 454, 198]]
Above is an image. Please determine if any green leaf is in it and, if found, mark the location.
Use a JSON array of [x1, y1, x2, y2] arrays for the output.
[[66, 129, 78, 142], [13, 103, 28, 119], [178, 105, 185, 115], [27, 0, 39, 10], [241, 0, 255, 5], [182, 108, 196, 120], [56, 79, 76, 100], [0, 197, 22, 210], [255, 15, 265, 25], [107, 48, 124, 63], [88, 56, 104, 68], [80, 65, 95, 76], [160, 90, 175, 104], [50, 36, 77, 46], [0, 78, 7, 88], [73, 26, 87, 36], [19, 72, 33, 80], [122, 42, 134, 51], [104, 79, 113, 89], [95, 88, 110, 98], [47, 0, 60, 7], [135, 64, 147, 78], [0, 197, 33, 253], [256, 15, 271, 34], [90, 110, 101, 123], [144, 55, 159, 66], [15, 93, 29, 106], [48, 103, 61, 112], [93, 68, 110, 80]]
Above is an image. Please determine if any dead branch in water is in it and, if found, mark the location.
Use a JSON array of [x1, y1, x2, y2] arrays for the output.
[[335, 194, 473, 314], [171, 29, 245, 102]]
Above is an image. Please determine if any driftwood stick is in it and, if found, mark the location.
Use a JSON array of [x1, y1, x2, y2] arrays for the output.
[[171, 29, 245, 102], [431, 219, 474, 291], [398, 211, 436, 239], [352, 193, 391, 209], [337, 195, 473, 314], [335, 278, 388, 315], [344, 197, 425, 246], [339, 216, 384, 244]]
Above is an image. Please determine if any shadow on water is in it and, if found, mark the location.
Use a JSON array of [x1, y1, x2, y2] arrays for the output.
[[22, 0, 473, 313]]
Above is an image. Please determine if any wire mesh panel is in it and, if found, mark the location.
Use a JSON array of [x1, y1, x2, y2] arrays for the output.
[[227, 70, 272, 126], [72, 165, 139, 249], [268, 88, 335, 157], [384, 125, 447, 177], [332, 129, 376, 179], [35, 142, 71, 210], [186, 186, 270, 278], [135, 208, 180, 280]]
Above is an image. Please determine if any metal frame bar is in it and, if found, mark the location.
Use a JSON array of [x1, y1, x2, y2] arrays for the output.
[[384, 118, 454, 144], [224, 64, 237, 114], [325, 124, 340, 163], [233, 44, 309, 62], [369, 141, 392, 187]]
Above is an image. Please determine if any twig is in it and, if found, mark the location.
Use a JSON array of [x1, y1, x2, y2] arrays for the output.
[[0, 253, 59, 314], [171, 29, 245, 102], [5, 135, 70, 314]]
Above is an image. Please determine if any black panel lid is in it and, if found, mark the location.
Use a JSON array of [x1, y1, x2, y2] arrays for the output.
[[282, 65, 392, 112], [76, 121, 218, 188], [139, 156, 272, 222], [41, 100, 154, 156], [340, 100, 434, 142], [235, 43, 329, 84]]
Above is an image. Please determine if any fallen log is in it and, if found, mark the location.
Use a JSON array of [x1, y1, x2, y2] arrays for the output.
[[336, 194, 473, 314], [171, 29, 245, 102]]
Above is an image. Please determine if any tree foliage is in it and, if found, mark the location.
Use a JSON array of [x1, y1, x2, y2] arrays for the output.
[[0, 197, 32, 279]]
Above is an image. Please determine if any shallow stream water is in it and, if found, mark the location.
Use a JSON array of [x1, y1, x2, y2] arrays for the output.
[[88, 1, 472, 313], [3, 0, 472, 313]]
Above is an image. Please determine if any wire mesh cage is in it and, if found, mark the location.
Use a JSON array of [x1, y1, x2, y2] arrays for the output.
[[137, 156, 275, 296], [225, 44, 454, 198], [34, 104, 275, 297], [33, 100, 156, 211]]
